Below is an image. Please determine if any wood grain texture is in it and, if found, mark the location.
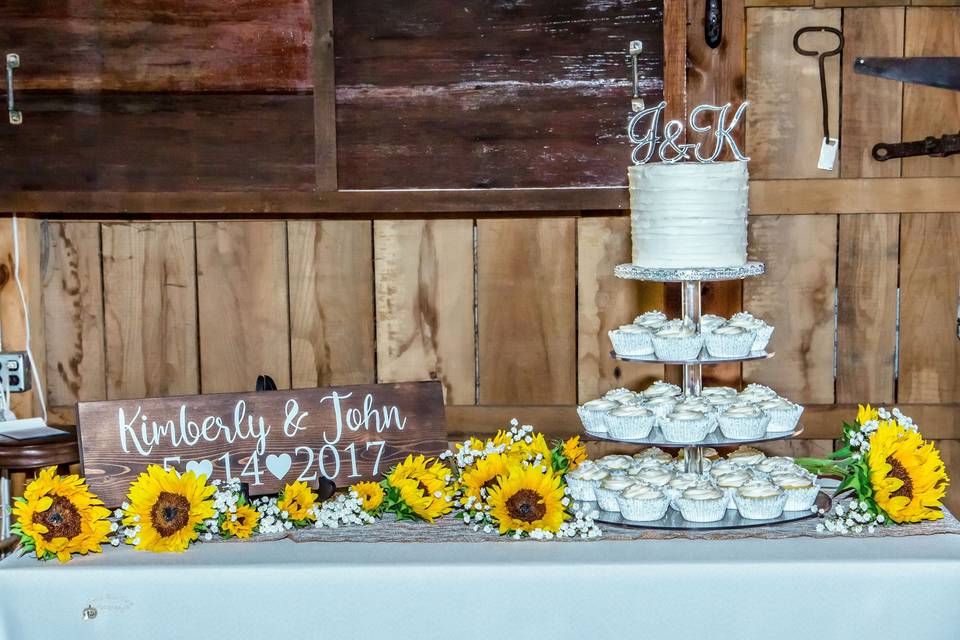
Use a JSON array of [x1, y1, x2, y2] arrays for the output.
[[334, 0, 664, 189], [313, 0, 337, 190], [902, 8, 960, 177], [898, 213, 960, 402], [743, 215, 837, 403], [288, 221, 375, 388], [836, 214, 899, 403], [478, 218, 576, 404], [374, 220, 475, 404], [40, 222, 106, 406], [938, 440, 960, 516], [102, 223, 198, 400], [664, 0, 689, 122], [840, 7, 905, 179], [745, 7, 841, 178], [196, 222, 290, 394], [0, 0, 313, 92], [577, 216, 664, 402], [0, 94, 315, 192]]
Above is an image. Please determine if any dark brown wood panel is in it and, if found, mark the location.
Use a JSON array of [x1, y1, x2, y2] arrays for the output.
[[0, 0, 313, 92], [0, 93, 315, 191], [334, 0, 665, 189]]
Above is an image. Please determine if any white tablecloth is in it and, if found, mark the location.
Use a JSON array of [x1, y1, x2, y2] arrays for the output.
[[2, 534, 959, 640]]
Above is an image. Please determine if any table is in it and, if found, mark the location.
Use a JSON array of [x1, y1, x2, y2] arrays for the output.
[[2, 523, 959, 640]]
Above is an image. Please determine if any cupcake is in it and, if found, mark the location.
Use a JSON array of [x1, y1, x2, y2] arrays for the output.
[[756, 397, 804, 432], [701, 386, 738, 399], [643, 395, 679, 420], [594, 475, 638, 512], [604, 387, 642, 405], [772, 473, 820, 512], [734, 481, 787, 519], [644, 381, 682, 398], [674, 397, 713, 415], [665, 472, 701, 507], [728, 312, 775, 351], [633, 447, 674, 465], [597, 455, 635, 472], [607, 405, 657, 440], [631, 466, 674, 489], [699, 314, 726, 334], [702, 394, 735, 416], [718, 404, 771, 440], [609, 324, 655, 356], [756, 456, 797, 474], [715, 470, 754, 509], [565, 463, 608, 501], [675, 485, 728, 522], [738, 383, 779, 402], [576, 399, 619, 434], [651, 319, 704, 361], [710, 459, 747, 478], [659, 409, 716, 443], [726, 445, 766, 467], [617, 483, 670, 521], [705, 324, 757, 358], [633, 310, 668, 330]]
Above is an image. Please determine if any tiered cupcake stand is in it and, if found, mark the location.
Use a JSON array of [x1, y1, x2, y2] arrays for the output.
[[581, 261, 830, 530]]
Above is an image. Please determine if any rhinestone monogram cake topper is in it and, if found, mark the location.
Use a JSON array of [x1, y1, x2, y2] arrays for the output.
[[628, 101, 750, 165]]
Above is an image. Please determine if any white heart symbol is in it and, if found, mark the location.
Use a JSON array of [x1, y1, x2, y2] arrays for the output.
[[265, 453, 292, 481], [185, 459, 214, 480]]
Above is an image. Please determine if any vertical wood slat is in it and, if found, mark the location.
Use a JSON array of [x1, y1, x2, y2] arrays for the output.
[[288, 221, 374, 388], [196, 222, 290, 394], [577, 217, 664, 403], [313, 0, 337, 190], [478, 218, 576, 405], [745, 7, 841, 179], [374, 220, 475, 404], [664, 0, 688, 123], [743, 215, 837, 403], [41, 222, 106, 405], [0, 218, 46, 418], [102, 223, 198, 400]]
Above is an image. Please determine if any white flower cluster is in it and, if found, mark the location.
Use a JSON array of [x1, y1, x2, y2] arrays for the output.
[[849, 407, 917, 457], [815, 499, 885, 535], [198, 478, 244, 541], [441, 419, 534, 472], [309, 493, 376, 529], [253, 496, 294, 535], [107, 502, 134, 547]]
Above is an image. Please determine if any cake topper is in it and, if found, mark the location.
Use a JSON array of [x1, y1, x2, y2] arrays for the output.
[[627, 101, 750, 165]]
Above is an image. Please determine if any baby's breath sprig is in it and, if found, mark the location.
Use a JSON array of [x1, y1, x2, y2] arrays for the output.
[[815, 499, 885, 535], [309, 493, 376, 528]]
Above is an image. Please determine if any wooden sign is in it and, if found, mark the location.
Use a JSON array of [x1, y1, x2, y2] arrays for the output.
[[76, 382, 447, 507]]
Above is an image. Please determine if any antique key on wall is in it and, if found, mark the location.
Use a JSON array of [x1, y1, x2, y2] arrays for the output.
[[793, 27, 844, 171]]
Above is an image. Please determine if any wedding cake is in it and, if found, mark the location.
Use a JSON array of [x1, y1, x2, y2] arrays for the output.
[[628, 161, 749, 268]]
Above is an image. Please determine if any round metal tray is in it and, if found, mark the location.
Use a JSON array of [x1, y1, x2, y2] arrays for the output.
[[610, 349, 774, 365], [615, 261, 765, 282], [581, 491, 829, 531], [586, 424, 804, 447]]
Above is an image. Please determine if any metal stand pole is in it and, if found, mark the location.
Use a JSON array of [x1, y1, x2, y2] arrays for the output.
[[681, 280, 704, 475], [1, 468, 10, 544]]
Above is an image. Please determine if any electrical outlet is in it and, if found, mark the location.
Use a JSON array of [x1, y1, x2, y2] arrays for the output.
[[0, 351, 31, 393]]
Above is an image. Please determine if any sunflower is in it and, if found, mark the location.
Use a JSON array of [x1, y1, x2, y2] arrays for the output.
[[351, 481, 385, 512], [857, 404, 880, 425], [460, 453, 512, 506], [387, 454, 451, 487], [221, 503, 259, 539], [867, 421, 949, 523], [11, 467, 111, 563], [123, 465, 215, 552], [278, 481, 318, 524], [384, 455, 453, 522], [393, 477, 452, 522], [487, 464, 569, 535], [561, 436, 588, 470], [509, 432, 552, 463]]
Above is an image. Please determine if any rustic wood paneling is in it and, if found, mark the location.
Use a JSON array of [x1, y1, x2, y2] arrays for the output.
[[743, 215, 837, 403], [577, 216, 664, 403], [196, 222, 290, 393], [40, 222, 106, 406], [374, 220, 475, 404], [938, 440, 960, 516], [745, 7, 841, 178], [334, 0, 664, 189], [288, 221, 375, 388], [478, 218, 576, 404], [102, 222, 198, 400], [0, 94, 314, 192], [898, 213, 960, 403], [313, 0, 338, 190], [0, 1, 314, 92]]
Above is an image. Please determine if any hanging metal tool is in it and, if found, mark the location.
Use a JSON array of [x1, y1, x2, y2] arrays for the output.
[[793, 26, 844, 171], [629, 40, 644, 112], [872, 132, 960, 162], [854, 57, 960, 92], [5, 53, 21, 125], [705, 0, 722, 49]]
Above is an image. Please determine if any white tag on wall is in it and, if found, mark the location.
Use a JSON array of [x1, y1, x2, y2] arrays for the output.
[[817, 137, 839, 171]]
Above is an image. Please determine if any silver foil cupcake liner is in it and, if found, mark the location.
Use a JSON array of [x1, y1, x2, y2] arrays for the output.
[[651, 334, 705, 361], [659, 414, 717, 443], [704, 330, 757, 358], [608, 329, 655, 356], [577, 406, 610, 434], [734, 492, 788, 519], [593, 486, 623, 512], [782, 485, 820, 511], [607, 413, 657, 440], [765, 404, 804, 432], [717, 413, 771, 440], [675, 496, 728, 522], [565, 476, 599, 502], [751, 325, 775, 351], [617, 494, 670, 521]]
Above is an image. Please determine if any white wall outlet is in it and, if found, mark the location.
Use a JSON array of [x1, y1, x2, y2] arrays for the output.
[[0, 351, 31, 393]]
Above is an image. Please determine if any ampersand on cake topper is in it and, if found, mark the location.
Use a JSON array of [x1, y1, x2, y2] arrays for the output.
[[628, 100, 750, 165]]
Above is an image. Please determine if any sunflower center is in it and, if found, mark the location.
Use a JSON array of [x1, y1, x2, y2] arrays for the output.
[[481, 477, 500, 492], [150, 491, 191, 537], [32, 495, 82, 541], [505, 489, 546, 523], [888, 457, 914, 500]]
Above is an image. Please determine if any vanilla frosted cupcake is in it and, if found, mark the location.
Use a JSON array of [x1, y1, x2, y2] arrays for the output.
[[772, 473, 820, 512], [633, 447, 674, 466], [728, 312, 774, 351], [652, 319, 704, 361], [676, 485, 728, 522], [660, 409, 716, 443], [604, 387, 642, 405], [726, 445, 766, 466], [617, 483, 670, 521], [595, 475, 638, 512], [644, 380, 682, 399], [705, 324, 757, 358], [665, 471, 700, 506], [738, 383, 779, 403], [643, 394, 678, 419], [756, 397, 804, 432], [597, 455, 635, 472], [734, 481, 787, 519], [632, 466, 674, 489], [718, 404, 771, 440], [607, 405, 657, 439], [700, 314, 726, 334], [756, 456, 797, 474], [702, 386, 738, 399], [609, 323, 655, 356], [577, 399, 618, 434], [634, 310, 668, 330], [565, 463, 608, 501], [715, 470, 754, 509], [674, 397, 713, 415]]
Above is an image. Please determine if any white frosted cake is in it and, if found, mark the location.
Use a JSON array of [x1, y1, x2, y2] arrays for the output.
[[629, 161, 749, 268]]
